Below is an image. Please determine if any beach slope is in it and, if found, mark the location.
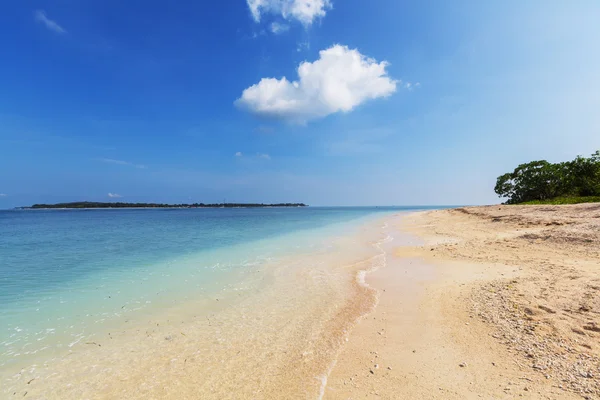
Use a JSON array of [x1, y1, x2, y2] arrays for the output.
[[326, 204, 600, 399]]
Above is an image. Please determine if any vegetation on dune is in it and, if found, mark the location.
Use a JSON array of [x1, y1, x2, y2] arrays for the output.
[[520, 196, 600, 205], [494, 151, 600, 204], [23, 202, 307, 209]]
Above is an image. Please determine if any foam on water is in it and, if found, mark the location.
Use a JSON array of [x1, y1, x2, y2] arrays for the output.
[[316, 227, 396, 400]]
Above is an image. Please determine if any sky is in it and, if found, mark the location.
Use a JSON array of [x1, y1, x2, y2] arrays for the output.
[[1, 0, 599, 207]]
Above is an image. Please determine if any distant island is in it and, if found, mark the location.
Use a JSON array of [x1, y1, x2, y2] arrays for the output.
[[20, 201, 308, 209]]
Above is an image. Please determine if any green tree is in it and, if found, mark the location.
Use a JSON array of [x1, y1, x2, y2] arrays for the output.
[[494, 151, 600, 203], [495, 160, 561, 204], [565, 152, 600, 196]]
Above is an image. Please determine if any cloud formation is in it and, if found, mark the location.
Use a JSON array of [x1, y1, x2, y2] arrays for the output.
[[234, 152, 271, 160], [236, 45, 397, 124], [0, 193, 7, 197], [404, 82, 420, 90], [99, 158, 146, 169], [247, 0, 331, 26], [108, 193, 122, 198], [296, 41, 310, 52], [270, 22, 290, 34], [34, 10, 66, 34]]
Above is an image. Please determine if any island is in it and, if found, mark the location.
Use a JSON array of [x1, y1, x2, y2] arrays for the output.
[[20, 201, 308, 209]]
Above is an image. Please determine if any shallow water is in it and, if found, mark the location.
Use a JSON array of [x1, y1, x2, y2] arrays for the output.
[[0, 206, 436, 398]]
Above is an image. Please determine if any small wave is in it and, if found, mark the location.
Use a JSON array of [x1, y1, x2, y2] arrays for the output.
[[319, 229, 394, 398], [68, 335, 85, 348], [316, 358, 337, 400]]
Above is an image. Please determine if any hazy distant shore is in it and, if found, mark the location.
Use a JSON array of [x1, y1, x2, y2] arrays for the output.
[[17, 201, 308, 210]]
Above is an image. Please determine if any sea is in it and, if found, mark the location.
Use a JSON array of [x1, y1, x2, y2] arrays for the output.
[[0, 206, 438, 398]]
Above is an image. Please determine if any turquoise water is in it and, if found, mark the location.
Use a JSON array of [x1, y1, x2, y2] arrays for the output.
[[0, 206, 434, 369]]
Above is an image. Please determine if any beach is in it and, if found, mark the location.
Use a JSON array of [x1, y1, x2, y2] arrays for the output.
[[0, 208, 405, 399], [5, 0, 598, 398], [326, 204, 599, 399], [3, 204, 599, 399]]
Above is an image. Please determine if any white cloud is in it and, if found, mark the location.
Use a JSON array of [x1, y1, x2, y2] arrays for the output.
[[236, 44, 398, 124], [270, 22, 290, 34], [297, 41, 310, 52], [108, 193, 122, 198], [235, 151, 243, 157], [34, 10, 66, 34], [247, 0, 331, 26], [99, 158, 146, 169], [0, 193, 7, 197]]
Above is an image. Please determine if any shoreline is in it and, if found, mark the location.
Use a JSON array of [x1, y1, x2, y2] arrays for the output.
[[6, 204, 597, 398], [0, 208, 406, 375], [1, 211, 401, 399], [325, 204, 599, 399]]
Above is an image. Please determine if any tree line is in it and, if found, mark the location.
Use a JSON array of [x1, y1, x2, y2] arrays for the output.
[[495, 151, 600, 204]]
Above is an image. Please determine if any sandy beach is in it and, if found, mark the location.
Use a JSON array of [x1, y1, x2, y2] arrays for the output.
[[326, 204, 600, 399], [4, 204, 599, 399]]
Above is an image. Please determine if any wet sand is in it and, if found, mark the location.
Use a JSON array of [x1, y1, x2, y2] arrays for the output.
[[326, 204, 599, 399]]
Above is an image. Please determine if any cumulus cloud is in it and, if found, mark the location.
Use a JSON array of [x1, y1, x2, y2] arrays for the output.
[[108, 193, 122, 198], [247, 0, 331, 26], [236, 44, 398, 124], [34, 10, 66, 34], [270, 22, 290, 34], [235, 151, 243, 157], [99, 158, 146, 169]]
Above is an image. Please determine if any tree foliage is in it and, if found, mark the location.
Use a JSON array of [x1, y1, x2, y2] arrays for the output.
[[495, 151, 600, 204]]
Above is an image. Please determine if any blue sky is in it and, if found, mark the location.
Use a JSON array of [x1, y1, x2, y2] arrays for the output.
[[1, 0, 599, 207]]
